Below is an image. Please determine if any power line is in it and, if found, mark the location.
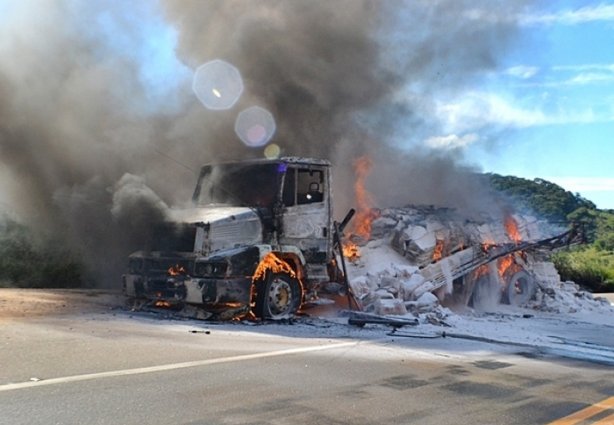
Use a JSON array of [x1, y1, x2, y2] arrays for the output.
[[152, 149, 198, 175]]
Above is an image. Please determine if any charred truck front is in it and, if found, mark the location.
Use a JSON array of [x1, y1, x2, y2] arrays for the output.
[[123, 157, 342, 319]]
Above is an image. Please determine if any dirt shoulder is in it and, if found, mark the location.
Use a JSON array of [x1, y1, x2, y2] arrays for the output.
[[597, 292, 614, 305], [0, 288, 125, 322]]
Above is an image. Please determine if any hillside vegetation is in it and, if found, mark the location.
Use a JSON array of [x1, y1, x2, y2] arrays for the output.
[[0, 217, 85, 288], [489, 174, 614, 292]]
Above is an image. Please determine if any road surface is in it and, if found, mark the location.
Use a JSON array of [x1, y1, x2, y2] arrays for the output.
[[0, 289, 613, 425]]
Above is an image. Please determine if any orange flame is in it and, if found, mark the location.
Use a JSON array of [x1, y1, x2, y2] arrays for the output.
[[497, 254, 517, 279], [504, 215, 522, 244], [167, 264, 187, 276], [154, 300, 172, 308], [342, 242, 361, 262], [473, 264, 490, 279], [432, 239, 445, 262], [481, 238, 496, 252], [252, 252, 296, 282], [350, 155, 379, 241]]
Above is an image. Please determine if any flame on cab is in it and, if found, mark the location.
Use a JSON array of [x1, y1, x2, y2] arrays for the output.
[[168, 264, 187, 276], [252, 252, 296, 282]]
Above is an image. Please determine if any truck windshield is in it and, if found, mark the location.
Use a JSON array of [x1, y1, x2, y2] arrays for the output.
[[193, 163, 281, 208], [150, 223, 196, 252]]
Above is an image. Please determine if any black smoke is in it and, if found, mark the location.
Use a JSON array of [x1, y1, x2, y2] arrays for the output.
[[0, 0, 532, 286]]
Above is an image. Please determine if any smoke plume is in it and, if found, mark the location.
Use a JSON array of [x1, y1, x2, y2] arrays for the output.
[[0, 0, 531, 286], [162, 0, 530, 216]]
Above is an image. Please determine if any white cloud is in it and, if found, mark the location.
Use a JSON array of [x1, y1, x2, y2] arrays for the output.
[[466, 4, 614, 26], [521, 4, 614, 26], [425, 133, 479, 150], [553, 63, 614, 72], [436, 92, 548, 132], [550, 64, 614, 86], [505, 66, 539, 79], [435, 91, 614, 133], [505, 64, 614, 88], [567, 72, 614, 85]]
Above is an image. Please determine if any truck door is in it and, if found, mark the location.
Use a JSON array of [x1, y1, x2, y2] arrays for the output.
[[279, 165, 332, 265]]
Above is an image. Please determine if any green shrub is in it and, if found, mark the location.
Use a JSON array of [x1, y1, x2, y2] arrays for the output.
[[553, 247, 614, 292], [0, 218, 86, 288]]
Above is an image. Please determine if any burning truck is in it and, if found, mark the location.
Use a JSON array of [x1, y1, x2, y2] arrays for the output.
[[123, 157, 352, 319], [123, 156, 582, 320]]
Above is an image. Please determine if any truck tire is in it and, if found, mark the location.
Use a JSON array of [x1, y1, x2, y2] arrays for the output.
[[470, 274, 501, 312], [506, 270, 536, 306], [254, 272, 302, 320]]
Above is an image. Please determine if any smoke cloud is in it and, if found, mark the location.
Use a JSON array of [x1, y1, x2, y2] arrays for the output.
[[0, 0, 531, 286], [161, 0, 531, 216]]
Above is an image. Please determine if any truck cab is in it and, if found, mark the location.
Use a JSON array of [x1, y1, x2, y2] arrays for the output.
[[124, 157, 339, 319]]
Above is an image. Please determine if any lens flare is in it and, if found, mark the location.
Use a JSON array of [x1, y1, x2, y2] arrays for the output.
[[234, 106, 276, 147], [192, 60, 243, 110], [264, 143, 281, 159], [247, 125, 266, 143]]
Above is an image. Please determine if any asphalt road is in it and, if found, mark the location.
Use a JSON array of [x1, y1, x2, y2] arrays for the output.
[[1, 309, 614, 425]]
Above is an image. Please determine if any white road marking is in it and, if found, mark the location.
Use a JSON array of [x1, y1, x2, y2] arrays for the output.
[[0, 341, 359, 393]]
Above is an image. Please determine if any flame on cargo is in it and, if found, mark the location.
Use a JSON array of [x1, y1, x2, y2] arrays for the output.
[[252, 252, 296, 282], [433, 239, 445, 262], [473, 264, 490, 279], [342, 241, 361, 262], [505, 215, 522, 244], [350, 155, 379, 242], [481, 239, 496, 252], [497, 254, 522, 280]]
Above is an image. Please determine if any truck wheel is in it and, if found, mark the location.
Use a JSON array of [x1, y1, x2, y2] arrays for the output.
[[506, 271, 536, 306], [254, 273, 302, 319], [470, 274, 501, 312]]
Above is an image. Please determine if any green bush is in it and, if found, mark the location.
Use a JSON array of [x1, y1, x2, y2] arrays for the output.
[[552, 247, 614, 292], [0, 218, 85, 288]]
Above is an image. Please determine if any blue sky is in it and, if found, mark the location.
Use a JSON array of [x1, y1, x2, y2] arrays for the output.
[[427, 2, 614, 209]]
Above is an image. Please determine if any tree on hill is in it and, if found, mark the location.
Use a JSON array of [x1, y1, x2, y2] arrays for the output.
[[488, 174, 596, 223]]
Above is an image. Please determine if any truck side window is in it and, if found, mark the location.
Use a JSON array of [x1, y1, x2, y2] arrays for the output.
[[128, 258, 143, 274], [282, 167, 296, 206], [297, 169, 324, 204]]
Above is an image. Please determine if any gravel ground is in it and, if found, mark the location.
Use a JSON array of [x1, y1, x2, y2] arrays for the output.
[[0, 288, 124, 322]]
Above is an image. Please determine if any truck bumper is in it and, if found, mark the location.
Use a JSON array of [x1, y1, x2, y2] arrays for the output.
[[185, 277, 252, 307]]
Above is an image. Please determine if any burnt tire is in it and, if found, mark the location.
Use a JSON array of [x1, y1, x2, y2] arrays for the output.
[[254, 273, 302, 320], [470, 274, 501, 312], [506, 270, 536, 306]]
